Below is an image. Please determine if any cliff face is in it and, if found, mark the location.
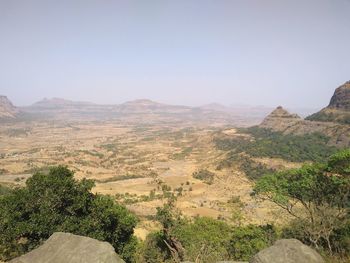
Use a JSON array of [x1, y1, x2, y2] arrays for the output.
[[0, 96, 19, 118], [328, 81, 350, 110], [259, 84, 350, 147], [307, 81, 350, 124]]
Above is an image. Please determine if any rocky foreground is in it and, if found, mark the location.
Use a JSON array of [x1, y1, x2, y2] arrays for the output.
[[9, 232, 324, 263]]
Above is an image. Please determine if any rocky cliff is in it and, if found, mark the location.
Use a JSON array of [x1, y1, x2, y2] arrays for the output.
[[307, 81, 350, 124], [328, 81, 350, 110], [259, 81, 350, 147], [0, 96, 19, 119]]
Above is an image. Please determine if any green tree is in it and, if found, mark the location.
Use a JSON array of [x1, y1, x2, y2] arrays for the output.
[[155, 198, 185, 262], [0, 166, 137, 262], [253, 149, 350, 254]]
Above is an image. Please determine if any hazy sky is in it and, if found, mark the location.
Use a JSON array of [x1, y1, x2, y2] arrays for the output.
[[0, 0, 349, 108]]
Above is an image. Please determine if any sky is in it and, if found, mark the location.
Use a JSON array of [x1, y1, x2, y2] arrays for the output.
[[0, 0, 349, 108]]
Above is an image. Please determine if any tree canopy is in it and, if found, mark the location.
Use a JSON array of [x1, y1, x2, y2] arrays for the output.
[[0, 166, 137, 262], [253, 149, 350, 254]]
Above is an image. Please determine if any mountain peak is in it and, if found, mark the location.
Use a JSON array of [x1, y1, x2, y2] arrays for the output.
[[0, 95, 19, 118], [306, 81, 350, 124], [267, 106, 300, 119], [259, 106, 301, 130], [328, 81, 350, 110]]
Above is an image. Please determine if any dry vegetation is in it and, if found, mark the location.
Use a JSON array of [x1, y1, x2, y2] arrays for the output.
[[0, 120, 292, 239]]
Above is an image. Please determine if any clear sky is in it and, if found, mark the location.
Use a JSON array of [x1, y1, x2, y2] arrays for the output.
[[0, 0, 349, 108]]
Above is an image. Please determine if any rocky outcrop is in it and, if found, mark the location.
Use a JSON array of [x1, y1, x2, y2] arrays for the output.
[[249, 239, 324, 263], [8, 235, 324, 263], [328, 81, 350, 110], [307, 81, 350, 124], [9, 232, 125, 263], [260, 86, 350, 147], [0, 95, 19, 118]]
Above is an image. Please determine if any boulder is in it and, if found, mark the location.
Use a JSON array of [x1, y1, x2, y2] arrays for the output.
[[249, 239, 324, 263], [9, 232, 125, 263]]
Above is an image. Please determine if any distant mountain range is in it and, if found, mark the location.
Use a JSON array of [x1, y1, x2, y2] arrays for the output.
[[0, 96, 273, 126], [0, 81, 348, 129]]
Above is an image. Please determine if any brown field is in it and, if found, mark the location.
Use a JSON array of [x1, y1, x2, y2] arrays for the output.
[[0, 119, 291, 239]]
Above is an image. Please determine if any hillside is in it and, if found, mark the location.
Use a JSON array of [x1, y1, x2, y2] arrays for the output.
[[306, 81, 350, 124], [259, 82, 350, 148], [0, 96, 19, 119], [260, 107, 350, 147]]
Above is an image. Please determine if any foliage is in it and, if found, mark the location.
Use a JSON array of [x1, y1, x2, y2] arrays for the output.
[[217, 153, 275, 181], [0, 185, 12, 196], [215, 127, 337, 162], [139, 199, 279, 262], [228, 224, 277, 261], [192, 169, 215, 184], [172, 217, 232, 262], [136, 232, 170, 263], [253, 149, 350, 254], [306, 111, 350, 125], [0, 166, 137, 262]]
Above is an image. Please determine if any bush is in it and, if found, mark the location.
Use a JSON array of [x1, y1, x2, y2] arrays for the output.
[[0, 166, 137, 262], [228, 225, 277, 261], [142, 199, 280, 262], [0, 185, 11, 196], [192, 169, 215, 184], [136, 232, 170, 263], [172, 217, 232, 262]]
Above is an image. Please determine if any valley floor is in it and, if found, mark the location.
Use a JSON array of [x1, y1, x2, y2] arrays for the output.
[[0, 120, 292, 239]]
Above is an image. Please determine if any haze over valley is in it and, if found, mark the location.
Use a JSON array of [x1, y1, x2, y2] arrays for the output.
[[1, 1, 350, 263]]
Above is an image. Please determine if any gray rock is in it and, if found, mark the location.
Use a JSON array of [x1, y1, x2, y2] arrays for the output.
[[249, 239, 324, 263], [9, 232, 125, 263]]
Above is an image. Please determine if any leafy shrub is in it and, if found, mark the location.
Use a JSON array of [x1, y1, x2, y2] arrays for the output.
[[136, 232, 171, 263], [228, 224, 277, 261], [172, 217, 232, 262], [0, 185, 11, 196]]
